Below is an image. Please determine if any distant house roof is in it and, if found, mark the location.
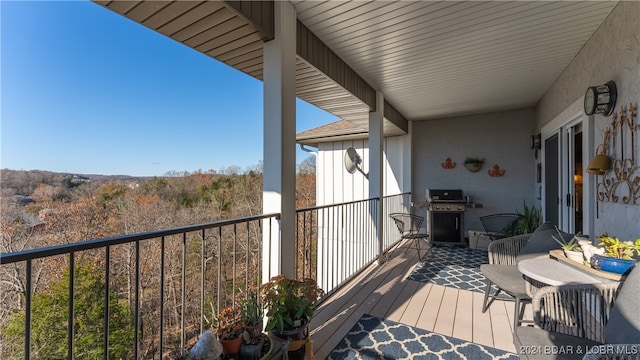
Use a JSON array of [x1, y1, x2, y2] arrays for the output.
[[296, 120, 368, 147]]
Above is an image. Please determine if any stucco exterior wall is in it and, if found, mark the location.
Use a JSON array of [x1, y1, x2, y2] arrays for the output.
[[536, 1, 640, 240], [412, 108, 537, 234], [536, 2, 639, 129]]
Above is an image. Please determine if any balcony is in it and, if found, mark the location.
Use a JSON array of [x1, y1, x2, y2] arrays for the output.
[[0, 192, 523, 359]]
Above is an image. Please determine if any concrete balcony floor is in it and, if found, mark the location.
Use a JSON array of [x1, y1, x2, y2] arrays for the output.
[[309, 240, 532, 358]]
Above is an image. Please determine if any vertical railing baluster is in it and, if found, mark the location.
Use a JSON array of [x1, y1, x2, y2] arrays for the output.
[[181, 232, 186, 350], [160, 236, 165, 357], [217, 226, 222, 314], [258, 219, 262, 290], [323, 207, 328, 291], [134, 241, 140, 360], [104, 246, 110, 360], [201, 229, 205, 335], [245, 221, 249, 293], [68, 252, 75, 360], [25, 259, 32, 360], [232, 224, 237, 308]]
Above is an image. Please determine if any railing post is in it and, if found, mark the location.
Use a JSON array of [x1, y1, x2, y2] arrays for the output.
[[369, 91, 385, 264], [262, 0, 297, 280]]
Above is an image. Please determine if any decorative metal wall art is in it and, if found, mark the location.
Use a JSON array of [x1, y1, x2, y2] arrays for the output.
[[596, 103, 639, 205], [441, 157, 456, 169], [488, 164, 506, 177]]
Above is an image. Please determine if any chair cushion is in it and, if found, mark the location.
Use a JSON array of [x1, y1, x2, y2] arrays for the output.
[[605, 265, 640, 343], [480, 264, 529, 298], [516, 222, 573, 262], [514, 326, 601, 360]]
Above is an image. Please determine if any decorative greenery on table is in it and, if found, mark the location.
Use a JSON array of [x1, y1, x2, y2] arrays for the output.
[[597, 235, 640, 260], [552, 226, 583, 252]]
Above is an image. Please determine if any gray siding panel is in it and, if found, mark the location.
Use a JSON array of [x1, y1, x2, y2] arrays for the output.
[[297, 21, 376, 111]]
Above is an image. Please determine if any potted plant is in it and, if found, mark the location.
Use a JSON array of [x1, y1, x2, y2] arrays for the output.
[[514, 200, 542, 235], [215, 305, 243, 356], [463, 157, 485, 172], [261, 275, 324, 359], [239, 291, 270, 359], [591, 235, 640, 274], [240, 291, 263, 342], [552, 226, 584, 263]]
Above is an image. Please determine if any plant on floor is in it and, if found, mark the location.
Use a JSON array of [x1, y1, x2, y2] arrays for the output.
[[260, 275, 324, 334], [514, 200, 542, 235], [215, 305, 243, 340], [239, 291, 263, 344]]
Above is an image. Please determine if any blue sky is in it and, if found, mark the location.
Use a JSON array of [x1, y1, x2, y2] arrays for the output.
[[1, 1, 337, 176]]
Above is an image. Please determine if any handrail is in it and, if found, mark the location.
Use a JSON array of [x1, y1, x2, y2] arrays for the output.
[[295, 192, 410, 213], [0, 213, 280, 264], [1, 192, 412, 358]]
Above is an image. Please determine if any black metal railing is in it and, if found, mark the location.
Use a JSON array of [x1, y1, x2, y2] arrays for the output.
[[0, 192, 412, 359], [0, 214, 279, 360], [294, 192, 411, 295]]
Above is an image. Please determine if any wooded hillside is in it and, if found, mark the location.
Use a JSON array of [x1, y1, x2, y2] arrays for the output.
[[0, 161, 316, 359]]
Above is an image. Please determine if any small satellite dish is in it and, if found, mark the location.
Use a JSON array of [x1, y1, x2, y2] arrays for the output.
[[344, 147, 368, 178]]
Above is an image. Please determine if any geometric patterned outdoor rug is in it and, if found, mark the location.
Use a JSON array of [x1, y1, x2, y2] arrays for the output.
[[407, 246, 501, 295], [327, 314, 519, 359]]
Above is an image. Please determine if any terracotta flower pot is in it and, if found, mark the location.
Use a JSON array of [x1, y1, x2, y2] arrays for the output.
[[220, 336, 243, 356]]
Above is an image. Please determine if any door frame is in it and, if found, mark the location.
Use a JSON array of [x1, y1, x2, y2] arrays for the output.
[[541, 98, 596, 236]]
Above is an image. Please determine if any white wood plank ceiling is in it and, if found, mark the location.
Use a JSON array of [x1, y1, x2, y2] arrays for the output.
[[292, 1, 618, 121], [96, 1, 618, 133]]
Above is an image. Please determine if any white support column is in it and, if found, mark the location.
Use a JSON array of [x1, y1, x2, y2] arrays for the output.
[[369, 91, 385, 263], [262, 1, 296, 280]]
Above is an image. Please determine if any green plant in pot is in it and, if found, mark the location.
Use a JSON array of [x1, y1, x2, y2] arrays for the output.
[[214, 305, 244, 356], [592, 235, 640, 275], [552, 226, 584, 264], [463, 157, 485, 172], [239, 291, 273, 360], [514, 200, 542, 235], [261, 275, 324, 359], [240, 291, 263, 344]]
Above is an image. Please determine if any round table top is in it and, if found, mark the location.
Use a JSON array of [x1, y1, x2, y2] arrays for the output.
[[517, 257, 613, 286]]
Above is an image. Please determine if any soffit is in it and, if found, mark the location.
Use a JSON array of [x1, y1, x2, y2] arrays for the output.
[[94, 1, 617, 131], [292, 1, 618, 120], [94, 1, 403, 135]]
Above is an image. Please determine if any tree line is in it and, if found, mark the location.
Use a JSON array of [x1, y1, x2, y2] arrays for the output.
[[0, 158, 316, 359]]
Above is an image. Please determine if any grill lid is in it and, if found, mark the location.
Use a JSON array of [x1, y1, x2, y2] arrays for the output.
[[427, 189, 464, 202]]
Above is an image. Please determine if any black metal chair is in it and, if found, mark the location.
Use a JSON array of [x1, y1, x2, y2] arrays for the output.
[[479, 213, 522, 241], [389, 213, 429, 258]]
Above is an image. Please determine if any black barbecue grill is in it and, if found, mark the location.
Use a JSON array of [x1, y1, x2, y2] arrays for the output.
[[427, 189, 466, 245]]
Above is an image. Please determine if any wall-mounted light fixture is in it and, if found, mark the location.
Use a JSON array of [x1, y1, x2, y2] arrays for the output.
[[530, 134, 541, 150], [586, 129, 611, 175], [584, 81, 617, 116]]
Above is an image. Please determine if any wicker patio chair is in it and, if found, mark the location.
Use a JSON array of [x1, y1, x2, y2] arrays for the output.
[[389, 213, 429, 258], [480, 233, 532, 329], [514, 265, 638, 360]]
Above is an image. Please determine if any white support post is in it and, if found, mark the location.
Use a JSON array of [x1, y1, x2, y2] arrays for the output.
[[262, 1, 297, 281], [369, 91, 385, 264]]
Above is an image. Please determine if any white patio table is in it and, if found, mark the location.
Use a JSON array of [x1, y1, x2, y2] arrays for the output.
[[517, 257, 614, 286]]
